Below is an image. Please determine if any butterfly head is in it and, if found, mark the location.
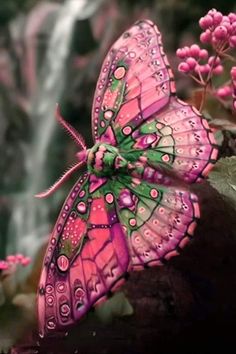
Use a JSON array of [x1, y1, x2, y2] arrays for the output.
[[76, 149, 88, 163]]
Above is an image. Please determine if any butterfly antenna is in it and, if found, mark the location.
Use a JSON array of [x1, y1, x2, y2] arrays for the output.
[[35, 161, 84, 198], [55, 104, 87, 150]]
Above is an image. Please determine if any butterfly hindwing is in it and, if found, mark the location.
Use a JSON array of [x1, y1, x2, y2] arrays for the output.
[[120, 97, 218, 183], [111, 175, 199, 269], [38, 174, 129, 337]]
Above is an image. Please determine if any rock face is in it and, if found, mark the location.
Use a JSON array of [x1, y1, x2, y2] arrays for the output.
[[11, 182, 236, 353]]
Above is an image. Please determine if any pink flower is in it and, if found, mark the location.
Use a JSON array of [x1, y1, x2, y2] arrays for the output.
[[229, 36, 236, 48], [199, 15, 213, 30], [176, 48, 187, 59], [6, 255, 17, 263], [231, 67, 236, 81], [213, 25, 228, 40], [228, 13, 236, 23], [0, 261, 8, 270], [216, 86, 232, 98], [186, 57, 197, 70], [212, 65, 223, 75], [176, 8, 236, 106], [178, 62, 191, 73], [0, 254, 31, 274], [196, 64, 210, 74], [212, 11, 223, 26], [208, 56, 221, 66], [190, 44, 201, 57], [200, 30, 212, 43], [199, 49, 209, 59], [20, 257, 31, 266]]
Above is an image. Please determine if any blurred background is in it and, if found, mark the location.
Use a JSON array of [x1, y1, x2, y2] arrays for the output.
[[0, 0, 236, 353]]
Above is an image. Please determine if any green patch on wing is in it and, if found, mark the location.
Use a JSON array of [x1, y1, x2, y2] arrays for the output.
[[114, 176, 163, 237], [61, 239, 73, 257]]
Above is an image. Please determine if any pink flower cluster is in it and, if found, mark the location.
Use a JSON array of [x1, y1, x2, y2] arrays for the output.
[[199, 9, 236, 50], [177, 8, 236, 111], [214, 66, 236, 108], [177, 44, 223, 76], [0, 254, 31, 271]]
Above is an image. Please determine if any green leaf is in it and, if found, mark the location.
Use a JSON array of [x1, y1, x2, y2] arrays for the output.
[[95, 291, 133, 324], [208, 157, 236, 208], [209, 119, 236, 133]]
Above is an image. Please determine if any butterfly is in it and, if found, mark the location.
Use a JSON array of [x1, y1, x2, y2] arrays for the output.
[[37, 19, 218, 337]]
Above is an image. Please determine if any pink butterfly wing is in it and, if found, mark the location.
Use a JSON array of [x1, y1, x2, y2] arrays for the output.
[[121, 96, 218, 183], [91, 19, 217, 182], [38, 174, 129, 337], [92, 19, 175, 143], [113, 176, 199, 269]]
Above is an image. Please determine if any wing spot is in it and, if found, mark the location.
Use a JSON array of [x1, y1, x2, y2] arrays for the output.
[[122, 126, 132, 135], [105, 193, 114, 204], [129, 218, 137, 227], [104, 110, 114, 120]]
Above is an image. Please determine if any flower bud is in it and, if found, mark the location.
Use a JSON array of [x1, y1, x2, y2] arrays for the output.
[[222, 15, 230, 23], [228, 13, 236, 23], [213, 65, 223, 75], [200, 30, 212, 43], [199, 49, 209, 59], [213, 25, 228, 40], [216, 86, 232, 98], [186, 57, 197, 69], [229, 35, 236, 47], [190, 44, 200, 57], [195, 64, 210, 74], [15, 253, 24, 261], [6, 255, 17, 263], [199, 15, 213, 30], [212, 11, 223, 26], [178, 62, 190, 73], [232, 22, 236, 31], [208, 55, 221, 66], [0, 261, 8, 270], [231, 67, 236, 81], [183, 46, 191, 56], [21, 257, 31, 266], [176, 48, 186, 58], [221, 21, 232, 33], [202, 64, 211, 74], [208, 9, 217, 15]]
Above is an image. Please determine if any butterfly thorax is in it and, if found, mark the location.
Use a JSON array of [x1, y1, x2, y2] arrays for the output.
[[87, 143, 128, 177]]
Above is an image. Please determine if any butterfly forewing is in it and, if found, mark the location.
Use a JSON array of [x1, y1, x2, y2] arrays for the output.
[[92, 19, 175, 143]]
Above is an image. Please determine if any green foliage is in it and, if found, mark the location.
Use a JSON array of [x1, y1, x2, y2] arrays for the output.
[[208, 157, 236, 208], [95, 291, 133, 324]]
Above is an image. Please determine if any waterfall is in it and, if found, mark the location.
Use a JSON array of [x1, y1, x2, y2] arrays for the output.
[[6, 0, 103, 271]]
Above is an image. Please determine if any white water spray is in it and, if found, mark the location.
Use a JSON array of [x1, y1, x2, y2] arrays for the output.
[[7, 0, 103, 266]]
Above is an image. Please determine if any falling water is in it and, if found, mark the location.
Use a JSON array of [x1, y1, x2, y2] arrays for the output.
[[7, 0, 103, 268]]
